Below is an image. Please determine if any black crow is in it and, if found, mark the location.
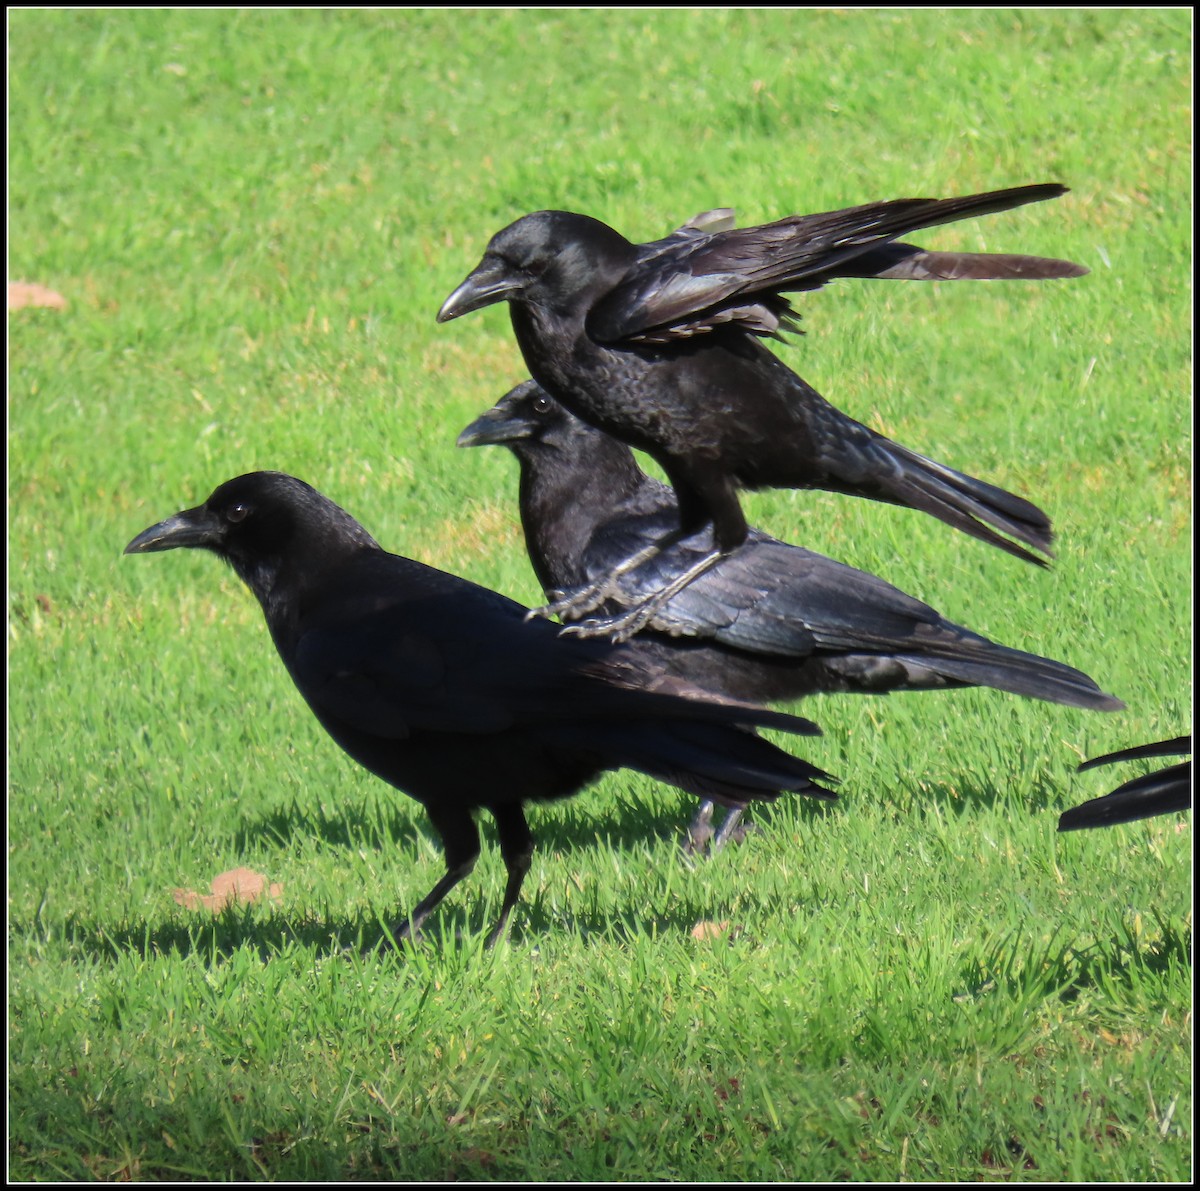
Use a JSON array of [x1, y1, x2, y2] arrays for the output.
[[439, 185, 1086, 636], [1058, 736, 1192, 831], [125, 472, 835, 945], [459, 381, 1123, 848]]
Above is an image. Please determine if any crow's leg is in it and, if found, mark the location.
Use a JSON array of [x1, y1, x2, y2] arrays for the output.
[[559, 545, 725, 643], [683, 802, 757, 858], [683, 800, 717, 856], [485, 803, 535, 948], [392, 809, 480, 945], [557, 469, 745, 642], [712, 807, 754, 851], [527, 527, 695, 625]]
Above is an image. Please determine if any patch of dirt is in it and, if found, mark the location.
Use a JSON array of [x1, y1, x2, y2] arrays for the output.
[[173, 867, 282, 913], [9, 281, 67, 311]]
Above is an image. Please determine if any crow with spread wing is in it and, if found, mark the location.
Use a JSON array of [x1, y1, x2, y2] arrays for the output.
[[440, 185, 1086, 639]]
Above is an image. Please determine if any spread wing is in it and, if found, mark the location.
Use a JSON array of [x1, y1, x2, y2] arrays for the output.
[[589, 183, 1085, 344]]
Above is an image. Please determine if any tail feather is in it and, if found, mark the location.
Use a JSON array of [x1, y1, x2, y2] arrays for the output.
[[1079, 735, 1191, 771], [897, 647, 1124, 711], [885, 442, 1054, 566], [843, 243, 1088, 282], [1059, 736, 1191, 830], [557, 718, 838, 807], [1058, 761, 1191, 830], [784, 378, 1055, 567]]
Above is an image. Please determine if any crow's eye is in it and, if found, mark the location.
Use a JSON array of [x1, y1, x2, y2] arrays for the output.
[[226, 503, 251, 524], [532, 395, 552, 415]]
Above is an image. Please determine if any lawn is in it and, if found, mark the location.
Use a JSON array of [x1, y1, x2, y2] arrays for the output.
[[8, 8, 1191, 1180]]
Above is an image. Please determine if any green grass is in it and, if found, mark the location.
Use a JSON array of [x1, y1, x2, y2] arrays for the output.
[[9, 8, 1191, 1181]]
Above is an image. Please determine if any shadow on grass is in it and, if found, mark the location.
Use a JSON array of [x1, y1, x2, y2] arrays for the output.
[[879, 769, 1070, 823], [26, 897, 771, 967], [19, 798, 838, 966], [954, 914, 1192, 1017], [1055, 912, 1193, 999]]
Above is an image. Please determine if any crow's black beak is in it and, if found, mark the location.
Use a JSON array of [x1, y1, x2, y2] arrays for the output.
[[438, 256, 522, 322], [124, 505, 222, 554], [456, 404, 536, 448]]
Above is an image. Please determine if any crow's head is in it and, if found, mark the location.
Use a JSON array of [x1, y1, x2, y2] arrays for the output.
[[457, 378, 619, 467], [456, 379, 560, 448], [125, 472, 377, 601], [438, 211, 636, 322]]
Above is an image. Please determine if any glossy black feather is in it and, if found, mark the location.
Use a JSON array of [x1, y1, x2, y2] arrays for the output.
[[440, 185, 1080, 584], [589, 184, 1086, 343], [125, 472, 835, 944], [459, 382, 1122, 712], [1059, 736, 1191, 830], [460, 383, 1121, 850]]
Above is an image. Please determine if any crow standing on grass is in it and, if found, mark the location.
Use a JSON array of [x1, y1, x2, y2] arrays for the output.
[[125, 472, 836, 946], [459, 382, 1124, 849], [1058, 737, 1192, 831], [439, 185, 1087, 639]]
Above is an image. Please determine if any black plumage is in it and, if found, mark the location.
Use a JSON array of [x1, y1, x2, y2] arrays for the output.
[[459, 382, 1123, 849], [125, 472, 835, 944], [440, 185, 1086, 636], [1059, 737, 1192, 831]]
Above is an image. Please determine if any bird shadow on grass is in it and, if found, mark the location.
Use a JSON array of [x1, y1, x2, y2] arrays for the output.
[[952, 913, 1192, 1019], [30, 895, 1189, 992], [27, 796, 839, 967], [34, 895, 753, 969], [872, 768, 1071, 824]]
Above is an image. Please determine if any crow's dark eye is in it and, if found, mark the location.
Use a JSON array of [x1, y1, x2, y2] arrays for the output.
[[226, 503, 251, 524], [532, 395, 552, 415]]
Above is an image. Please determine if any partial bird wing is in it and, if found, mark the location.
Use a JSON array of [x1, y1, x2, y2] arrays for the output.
[[582, 509, 944, 657], [1077, 735, 1191, 771], [1058, 761, 1192, 831], [292, 588, 524, 739], [589, 183, 1085, 344], [1058, 736, 1191, 830], [291, 552, 820, 741], [576, 506, 1119, 711]]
